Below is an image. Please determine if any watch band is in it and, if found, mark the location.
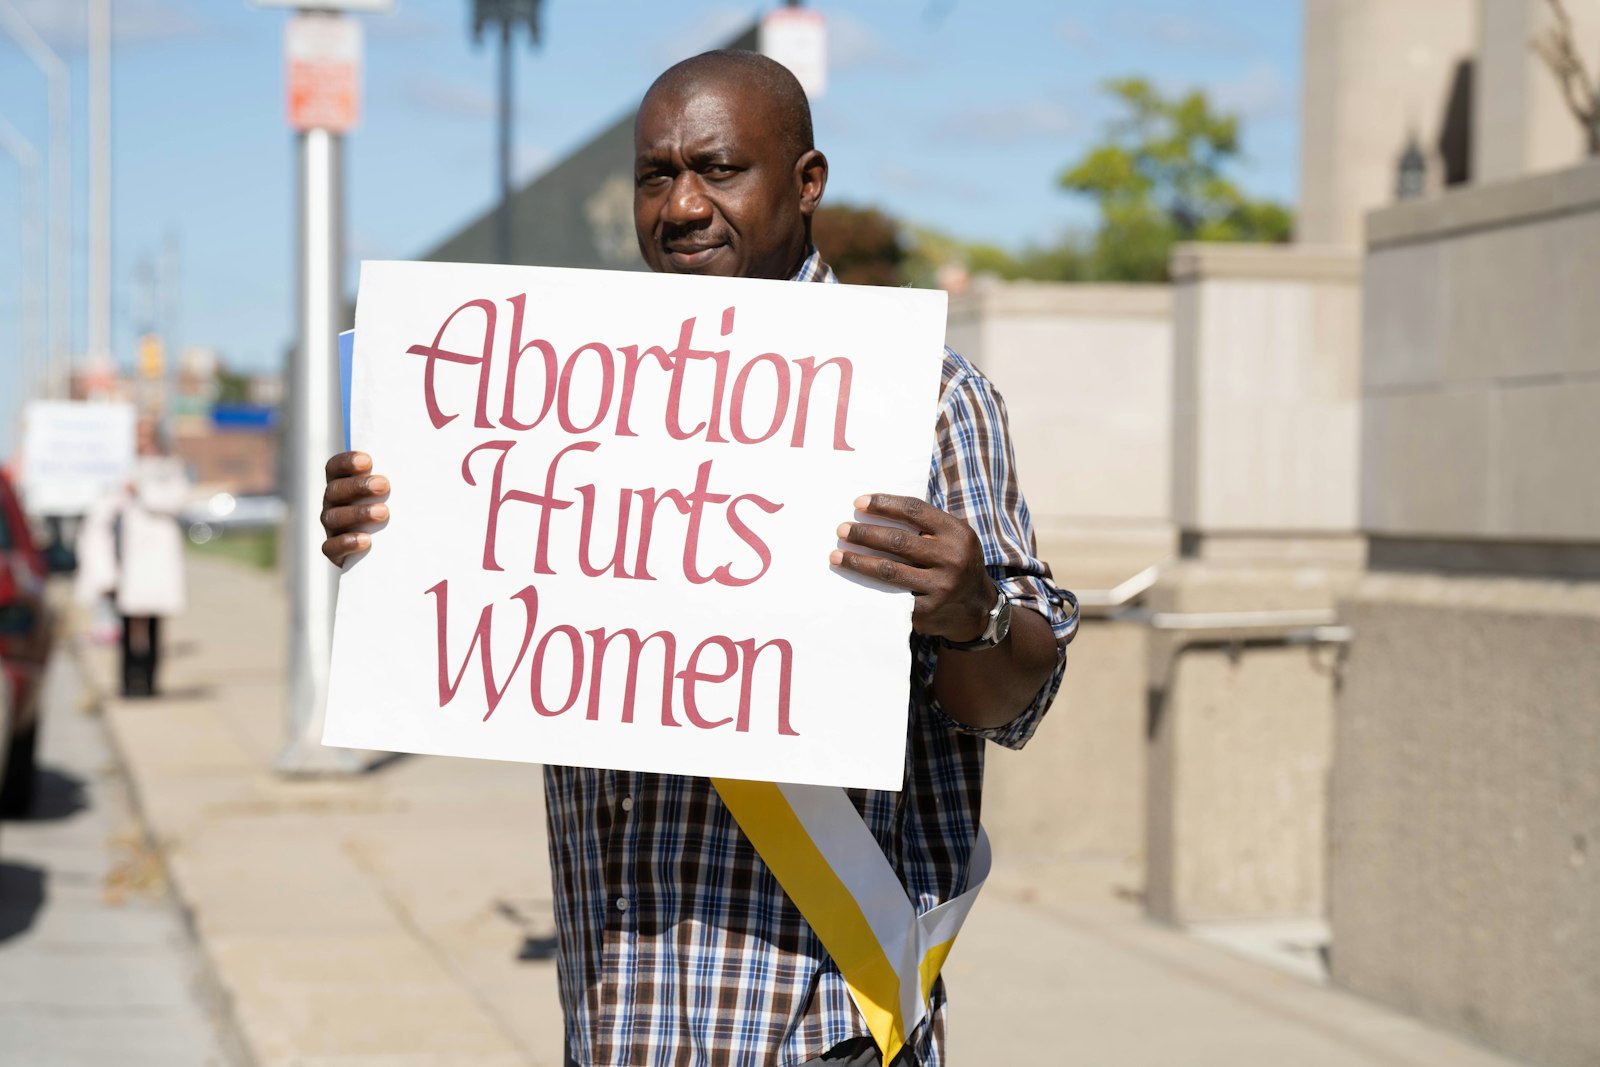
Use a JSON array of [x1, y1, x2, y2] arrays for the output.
[[942, 586, 1012, 651]]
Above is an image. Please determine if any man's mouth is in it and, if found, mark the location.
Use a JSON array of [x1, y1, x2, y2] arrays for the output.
[[662, 240, 728, 269]]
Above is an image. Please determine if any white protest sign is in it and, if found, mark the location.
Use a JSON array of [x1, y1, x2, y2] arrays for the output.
[[325, 261, 946, 790], [19, 400, 137, 517]]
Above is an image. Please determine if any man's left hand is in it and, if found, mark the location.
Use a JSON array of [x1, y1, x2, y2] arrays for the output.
[[830, 493, 995, 643]]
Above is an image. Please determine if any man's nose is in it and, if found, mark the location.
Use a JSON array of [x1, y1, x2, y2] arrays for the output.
[[662, 172, 711, 225]]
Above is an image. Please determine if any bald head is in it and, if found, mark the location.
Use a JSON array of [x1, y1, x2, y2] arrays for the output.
[[643, 50, 814, 166]]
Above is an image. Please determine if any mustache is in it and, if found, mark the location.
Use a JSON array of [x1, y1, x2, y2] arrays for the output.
[[659, 221, 730, 250]]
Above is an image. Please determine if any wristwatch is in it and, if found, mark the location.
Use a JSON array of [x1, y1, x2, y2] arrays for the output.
[[942, 586, 1012, 652]]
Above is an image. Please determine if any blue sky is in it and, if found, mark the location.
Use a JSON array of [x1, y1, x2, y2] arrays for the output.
[[0, 0, 1303, 451]]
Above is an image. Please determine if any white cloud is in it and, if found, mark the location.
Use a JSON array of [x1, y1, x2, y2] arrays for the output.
[[1056, 16, 1094, 52], [366, 9, 454, 42], [10, 0, 208, 51], [826, 10, 920, 76], [650, 7, 754, 66], [828, 10, 882, 71], [402, 76, 495, 119], [874, 162, 989, 204], [940, 97, 1080, 145], [515, 142, 551, 184], [1209, 61, 1293, 121], [1116, 12, 1238, 52], [348, 229, 395, 262]]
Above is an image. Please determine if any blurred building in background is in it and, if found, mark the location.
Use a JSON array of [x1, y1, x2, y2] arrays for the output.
[[423, 21, 760, 270], [954, 3, 1599, 1067], [68, 346, 281, 501]]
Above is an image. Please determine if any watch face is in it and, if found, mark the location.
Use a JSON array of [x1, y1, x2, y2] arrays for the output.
[[992, 598, 1013, 645]]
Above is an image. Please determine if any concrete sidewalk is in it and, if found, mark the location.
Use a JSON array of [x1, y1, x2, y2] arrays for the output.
[[81, 554, 1528, 1067]]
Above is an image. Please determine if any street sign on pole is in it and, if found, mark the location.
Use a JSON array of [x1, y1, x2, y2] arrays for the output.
[[760, 6, 827, 99], [286, 13, 362, 135]]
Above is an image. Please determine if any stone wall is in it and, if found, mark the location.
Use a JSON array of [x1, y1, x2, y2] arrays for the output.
[[1334, 161, 1600, 1067], [945, 280, 1173, 572], [1331, 577, 1600, 1067], [1362, 160, 1600, 546], [983, 618, 1147, 872]]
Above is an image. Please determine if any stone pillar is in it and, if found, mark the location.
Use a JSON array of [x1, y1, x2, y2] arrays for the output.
[[1474, 0, 1600, 184], [1169, 244, 1363, 553], [1299, 0, 1478, 246], [947, 281, 1175, 878], [1145, 243, 1364, 924], [946, 280, 1175, 571]]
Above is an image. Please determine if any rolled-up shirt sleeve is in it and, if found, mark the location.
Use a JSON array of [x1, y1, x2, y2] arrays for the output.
[[915, 349, 1079, 750]]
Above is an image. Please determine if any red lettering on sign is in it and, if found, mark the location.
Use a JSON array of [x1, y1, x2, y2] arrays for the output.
[[428, 580, 797, 735]]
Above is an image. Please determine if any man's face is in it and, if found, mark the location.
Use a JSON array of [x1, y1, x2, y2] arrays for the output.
[[633, 80, 822, 281]]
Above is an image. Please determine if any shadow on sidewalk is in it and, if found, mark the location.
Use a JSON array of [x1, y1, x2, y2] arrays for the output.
[[0, 862, 46, 944], [1, 767, 89, 823], [363, 751, 416, 775]]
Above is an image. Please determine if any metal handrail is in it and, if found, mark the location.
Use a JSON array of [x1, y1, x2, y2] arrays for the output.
[[1137, 608, 1352, 647], [1074, 562, 1164, 613], [1069, 563, 1355, 646], [1148, 608, 1337, 631]]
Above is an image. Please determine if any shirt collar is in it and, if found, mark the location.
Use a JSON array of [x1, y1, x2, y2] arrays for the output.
[[790, 246, 838, 284]]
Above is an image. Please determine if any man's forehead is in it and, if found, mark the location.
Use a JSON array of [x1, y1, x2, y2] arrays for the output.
[[635, 83, 769, 153]]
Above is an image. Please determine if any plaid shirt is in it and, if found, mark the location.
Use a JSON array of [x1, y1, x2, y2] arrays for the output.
[[548, 250, 1078, 1066]]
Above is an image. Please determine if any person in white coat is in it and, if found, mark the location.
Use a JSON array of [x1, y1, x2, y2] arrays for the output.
[[77, 418, 188, 696]]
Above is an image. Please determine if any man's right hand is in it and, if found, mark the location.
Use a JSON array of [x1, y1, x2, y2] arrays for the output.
[[321, 451, 390, 567]]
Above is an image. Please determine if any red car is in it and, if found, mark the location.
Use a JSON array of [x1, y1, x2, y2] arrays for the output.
[[0, 470, 52, 816]]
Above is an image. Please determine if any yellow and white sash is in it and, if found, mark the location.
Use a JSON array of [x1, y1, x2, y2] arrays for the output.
[[712, 778, 990, 1063]]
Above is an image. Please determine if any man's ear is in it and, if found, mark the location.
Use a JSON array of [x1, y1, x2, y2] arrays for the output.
[[796, 149, 828, 218]]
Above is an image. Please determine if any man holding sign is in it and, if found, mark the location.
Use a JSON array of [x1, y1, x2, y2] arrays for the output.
[[322, 51, 1076, 1067]]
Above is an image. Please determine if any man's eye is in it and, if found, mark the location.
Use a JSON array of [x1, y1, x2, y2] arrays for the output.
[[704, 165, 737, 178], [637, 172, 671, 188]]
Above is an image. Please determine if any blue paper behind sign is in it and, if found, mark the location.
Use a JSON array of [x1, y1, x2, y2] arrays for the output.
[[339, 329, 354, 450]]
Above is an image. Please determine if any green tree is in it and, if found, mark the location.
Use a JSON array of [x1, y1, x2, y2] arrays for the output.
[[215, 367, 252, 405], [1059, 78, 1292, 281], [900, 226, 1089, 287], [812, 204, 906, 286]]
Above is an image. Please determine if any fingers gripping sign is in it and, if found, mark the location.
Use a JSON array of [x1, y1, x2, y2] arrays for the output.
[[829, 493, 997, 644], [321, 450, 392, 567]]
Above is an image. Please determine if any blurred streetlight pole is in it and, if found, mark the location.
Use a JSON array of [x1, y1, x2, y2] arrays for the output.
[[472, 0, 542, 264], [253, 1, 390, 775], [0, 113, 44, 435], [0, 0, 70, 398], [88, 0, 112, 389], [278, 117, 357, 775]]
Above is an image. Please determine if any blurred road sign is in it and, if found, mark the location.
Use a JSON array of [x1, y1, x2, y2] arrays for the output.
[[286, 12, 361, 134], [760, 7, 827, 99], [138, 333, 164, 378], [253, 0, 393, 10], [18, 400, 135, 517]]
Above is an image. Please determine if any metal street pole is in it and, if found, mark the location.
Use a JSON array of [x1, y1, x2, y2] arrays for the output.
[[496, 18, 512, 264], [472, 0, 543, 265], [278, 122, 357, 774], [260, 2, 382, 775], [0, 114, 44, 429], [88, 0, 112, 388], [0, 0, 72, 398]]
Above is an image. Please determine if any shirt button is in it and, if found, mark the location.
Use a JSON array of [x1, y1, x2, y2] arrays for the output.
[[621, 796, 634, 813], [615, 897, 629, 912]]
